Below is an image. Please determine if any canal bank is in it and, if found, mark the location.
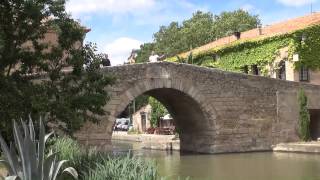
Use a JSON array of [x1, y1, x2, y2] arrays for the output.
[[113, 132, 320, 154], [273, 141, 320, 153], [112, 131, 180, 151]]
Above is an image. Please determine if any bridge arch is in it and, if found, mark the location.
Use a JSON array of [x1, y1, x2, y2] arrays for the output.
[[107, 77, 217, 152]]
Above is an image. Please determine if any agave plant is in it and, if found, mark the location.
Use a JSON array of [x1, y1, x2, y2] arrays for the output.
[[0, 117, 78, 180]]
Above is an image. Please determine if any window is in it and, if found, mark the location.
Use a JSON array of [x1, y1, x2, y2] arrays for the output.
[[299, 66, 309, 82], [278, 60, 286, 80], [251, 65, 259, 75]]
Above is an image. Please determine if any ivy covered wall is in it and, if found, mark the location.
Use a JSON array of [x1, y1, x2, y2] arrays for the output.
[[167, 25, 320, 74]]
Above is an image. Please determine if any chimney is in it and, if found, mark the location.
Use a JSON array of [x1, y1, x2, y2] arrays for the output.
[[234, 31, 241, 40]]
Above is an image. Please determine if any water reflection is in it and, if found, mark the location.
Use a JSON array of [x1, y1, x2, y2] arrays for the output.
[[111, 140, 320, 180]]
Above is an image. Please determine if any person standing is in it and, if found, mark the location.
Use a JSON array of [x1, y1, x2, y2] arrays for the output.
[[148, 51, 159, 62], [148, 51, 165, 62], [102, 54, 111, 66]]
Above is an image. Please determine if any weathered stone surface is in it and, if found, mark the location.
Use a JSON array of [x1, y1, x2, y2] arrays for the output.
[[74, 62, 320, 153]]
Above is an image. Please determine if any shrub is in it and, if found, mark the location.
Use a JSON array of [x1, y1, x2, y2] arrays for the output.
[[83, 154, 158, 180], [298, 88, 311, 141], [51, 137, 82, 163], [51, 137, 165, 180]]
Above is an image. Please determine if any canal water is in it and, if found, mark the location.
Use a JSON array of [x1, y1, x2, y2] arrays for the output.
[[112, 140, 320, 180]]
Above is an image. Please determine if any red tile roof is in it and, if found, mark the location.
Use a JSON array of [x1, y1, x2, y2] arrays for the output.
[[178, 12, 320, 58]]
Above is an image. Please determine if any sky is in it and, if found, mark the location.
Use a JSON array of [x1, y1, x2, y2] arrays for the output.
[[65, 0, 320, 65]]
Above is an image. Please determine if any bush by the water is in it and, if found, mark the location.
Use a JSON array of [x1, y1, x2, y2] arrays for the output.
[[83, 155, 158, 180], [51, 137, 161, 180]]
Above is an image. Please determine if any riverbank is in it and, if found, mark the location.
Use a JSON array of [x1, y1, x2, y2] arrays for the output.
[[113, 132, 320, 154], [273, 141, 320, 153], [112, 131, 180, 151]]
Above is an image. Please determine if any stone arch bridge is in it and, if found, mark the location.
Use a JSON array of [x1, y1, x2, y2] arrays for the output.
[[75, 62, 320, 153]]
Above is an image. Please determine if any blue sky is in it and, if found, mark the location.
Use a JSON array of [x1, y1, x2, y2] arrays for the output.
[[65, 0, 320, 65]]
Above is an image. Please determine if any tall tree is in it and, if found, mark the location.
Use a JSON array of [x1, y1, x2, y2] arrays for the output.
[[0, 0, 113, 139], [214, 9, 261, 38], [136, 9, 261, 60], [135, 43, 155, 63], [181, 11, 216, 50], [154, 22, 184, 56], [149, 97, 167, 128]]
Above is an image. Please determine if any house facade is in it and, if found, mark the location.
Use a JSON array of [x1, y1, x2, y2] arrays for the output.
[[170, 13, 320, 85], [132, 104, 152, 132]]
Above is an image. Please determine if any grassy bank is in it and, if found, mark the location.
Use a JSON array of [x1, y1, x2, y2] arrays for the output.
[[50, 137, 163, 180]]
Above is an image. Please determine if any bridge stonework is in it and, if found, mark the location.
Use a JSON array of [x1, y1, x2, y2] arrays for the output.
[[75, 62, 320, 153]]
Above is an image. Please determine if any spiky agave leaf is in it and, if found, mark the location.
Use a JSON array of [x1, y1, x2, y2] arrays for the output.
[[0, 118, 77, 180], [0, 134, 18, 175]]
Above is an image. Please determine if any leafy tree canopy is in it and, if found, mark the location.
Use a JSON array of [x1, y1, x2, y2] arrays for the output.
[[0, 0, 113, 139], [149, 97, 167, 128], [136, 9, 261, 62]]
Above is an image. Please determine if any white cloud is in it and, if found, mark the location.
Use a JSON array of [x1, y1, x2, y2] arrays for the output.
[[241, 4, 255, 11], [103, 37, 142, 65], [277, 0, 316, 7], [66, 0, 155, 15]]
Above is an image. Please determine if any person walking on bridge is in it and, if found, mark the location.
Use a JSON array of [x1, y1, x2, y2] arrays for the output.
[[148, 51, 165, 62]]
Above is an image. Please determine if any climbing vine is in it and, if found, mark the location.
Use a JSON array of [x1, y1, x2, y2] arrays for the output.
[[298, 88, 310, 141], [167, 25, 320, 74]]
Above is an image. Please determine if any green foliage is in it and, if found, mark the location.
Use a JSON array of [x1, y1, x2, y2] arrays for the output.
[[136, 9, 260, 61], [149, 97, 167, 128], [134, 95, 149, 112], [291, 25, 320, 70], [135, 43, 155, 63], [83, 154, 158, 180], [50, 137, 167, 180], [0, 0, 114, 139], [298, 88, 311, 141], [169, 25, 320, 74], [50, 137, 82, 164], [0, 118, 78, 180], [214, 9, 261, 38]]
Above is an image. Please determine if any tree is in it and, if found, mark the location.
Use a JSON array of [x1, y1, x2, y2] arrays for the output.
[[153, 11, 216, 57], [154, 22, 185, 56], [181, 11, 216, 50], [0, 0, 113, 139], [149, 97, 167, 127], [135, 43, 155, 63], [136, 9, 261, 61], [298, 88, 311, 141], [214, 9, 261, 38]]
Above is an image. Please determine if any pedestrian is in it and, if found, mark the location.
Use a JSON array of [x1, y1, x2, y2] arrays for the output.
[[148, 51, 165, 62], [102, 54, 111, 67]]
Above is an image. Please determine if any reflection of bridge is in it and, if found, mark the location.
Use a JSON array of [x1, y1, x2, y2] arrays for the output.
[[75, 62, 320, 153]]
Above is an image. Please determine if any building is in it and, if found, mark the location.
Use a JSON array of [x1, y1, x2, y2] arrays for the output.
[[132, 105, 176, 133], [170, 13, 320, 85], [14, 20, 90, 74], [132, 104, 152, 132]]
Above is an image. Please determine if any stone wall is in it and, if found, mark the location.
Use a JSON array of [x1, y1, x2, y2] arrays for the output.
[[75, 62, 320, 153]]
